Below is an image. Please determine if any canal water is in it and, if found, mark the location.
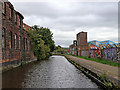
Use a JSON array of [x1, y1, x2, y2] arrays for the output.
[[2, 55, 101, 88]]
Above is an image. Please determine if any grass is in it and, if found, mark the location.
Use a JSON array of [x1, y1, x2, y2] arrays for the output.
[[68, 54, 120, 67]]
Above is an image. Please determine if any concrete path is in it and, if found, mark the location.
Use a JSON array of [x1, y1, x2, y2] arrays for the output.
[[65, 55, 120, 85]]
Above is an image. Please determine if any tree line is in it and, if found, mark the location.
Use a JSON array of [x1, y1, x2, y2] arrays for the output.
[[27, 25, 55, 61]]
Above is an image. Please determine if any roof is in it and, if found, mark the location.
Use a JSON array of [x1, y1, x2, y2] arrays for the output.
[[17, 12, 24, 19], [113, 43, 120, 47], [23, 23, 31, 31], [7, 2, 14, 9], [88, 40, 101, 46], [88, 40, 116, 49], [77, 31, 87, 35]]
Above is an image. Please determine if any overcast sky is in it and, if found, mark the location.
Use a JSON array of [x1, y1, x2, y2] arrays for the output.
[[9, 0, 118, 47]]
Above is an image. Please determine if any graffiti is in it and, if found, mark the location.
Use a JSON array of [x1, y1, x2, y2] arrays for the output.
[[116, 48, 120, 60], [89, 49, 101, 58], [118, 48, 120, 60], [81, 50, 89, 57], [70, 45, 119, 61], [103, 48, 117, 61]]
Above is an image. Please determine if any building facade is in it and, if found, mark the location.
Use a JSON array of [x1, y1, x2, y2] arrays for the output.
[[69, 31, 89, 56], [69, 31, 120, 61], [1, 1, 34, 67]]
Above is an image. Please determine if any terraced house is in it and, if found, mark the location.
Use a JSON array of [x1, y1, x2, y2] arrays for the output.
[[1, 0, 34, 67]]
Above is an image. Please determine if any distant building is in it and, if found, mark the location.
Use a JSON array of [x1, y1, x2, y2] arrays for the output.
[[69, 31, 119, 61], [69, 44, 75, 55], [69, 31, 89, 56]]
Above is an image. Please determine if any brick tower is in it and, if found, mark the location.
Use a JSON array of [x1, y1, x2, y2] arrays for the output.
[[77, 31, 87, 46]]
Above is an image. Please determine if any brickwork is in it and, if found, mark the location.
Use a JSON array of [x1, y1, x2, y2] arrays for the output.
[[1, 1, 34, 66], [70, 31, 89, 56], [77, 31, 87, 46], [0, 1, 2, 63]]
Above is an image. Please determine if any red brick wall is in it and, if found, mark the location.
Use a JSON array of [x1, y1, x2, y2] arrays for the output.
[[2, 1, 34, 66], [76, 32, 88, 56], [23, 23, 31, 31], [0, 1, 2, 63], [77, 32, 87, 46]]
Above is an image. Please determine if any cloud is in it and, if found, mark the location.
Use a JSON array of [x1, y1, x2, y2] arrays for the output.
[[9, 1, 118, 47]]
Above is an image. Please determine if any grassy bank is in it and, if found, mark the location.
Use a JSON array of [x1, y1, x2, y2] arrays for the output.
[[68, 55, 120, 67]]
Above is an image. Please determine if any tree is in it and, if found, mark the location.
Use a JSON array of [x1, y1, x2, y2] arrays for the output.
[[35, 27, 55, 52], [27, 25, 55, 61], [54, 45, 64, 54]]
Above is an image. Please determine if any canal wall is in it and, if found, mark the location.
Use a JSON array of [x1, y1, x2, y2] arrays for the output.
[[2, 57, 37, 73], [64, 55, 120, 89]]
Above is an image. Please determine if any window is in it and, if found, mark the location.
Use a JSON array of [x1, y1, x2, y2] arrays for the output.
[[2, 1, 6, 14], [19, 36, 21, 50], [26, 38, 28, 50], [23, 38, 25, 50], [15, 13, 17, 23], [23, 24, 25, 29], [2, 28, 6, 49], [19, 18, 21, 26], [9, 31, 12, 49], [14, 34, 17, 49], [9, 8, 12, 19]]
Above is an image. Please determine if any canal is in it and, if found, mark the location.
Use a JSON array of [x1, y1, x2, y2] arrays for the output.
[[2, 55, 101, 88]]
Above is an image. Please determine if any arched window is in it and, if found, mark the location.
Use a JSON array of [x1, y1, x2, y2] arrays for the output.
[[2, 28, 6, 49]]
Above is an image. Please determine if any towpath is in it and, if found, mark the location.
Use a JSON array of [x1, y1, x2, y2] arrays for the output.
[[65, 55, 120, 86]]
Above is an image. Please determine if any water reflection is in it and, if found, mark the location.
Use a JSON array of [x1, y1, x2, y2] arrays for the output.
[[2, 55, 99, 88]]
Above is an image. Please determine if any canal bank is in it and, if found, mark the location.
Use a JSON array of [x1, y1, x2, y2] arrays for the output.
[[2, 57, 37, 73], [64, 55, 120, 89]]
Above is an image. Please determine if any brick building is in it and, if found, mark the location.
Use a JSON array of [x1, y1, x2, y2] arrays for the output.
[[77, 31, 88, 56], [1, 1, 34, 67], [77, 31, 87, 46], [69, 31, 119, 61], [69, 31, 89, 56]]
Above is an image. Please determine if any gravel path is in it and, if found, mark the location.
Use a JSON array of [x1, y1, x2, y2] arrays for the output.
[[65, 55, 120, 85]]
